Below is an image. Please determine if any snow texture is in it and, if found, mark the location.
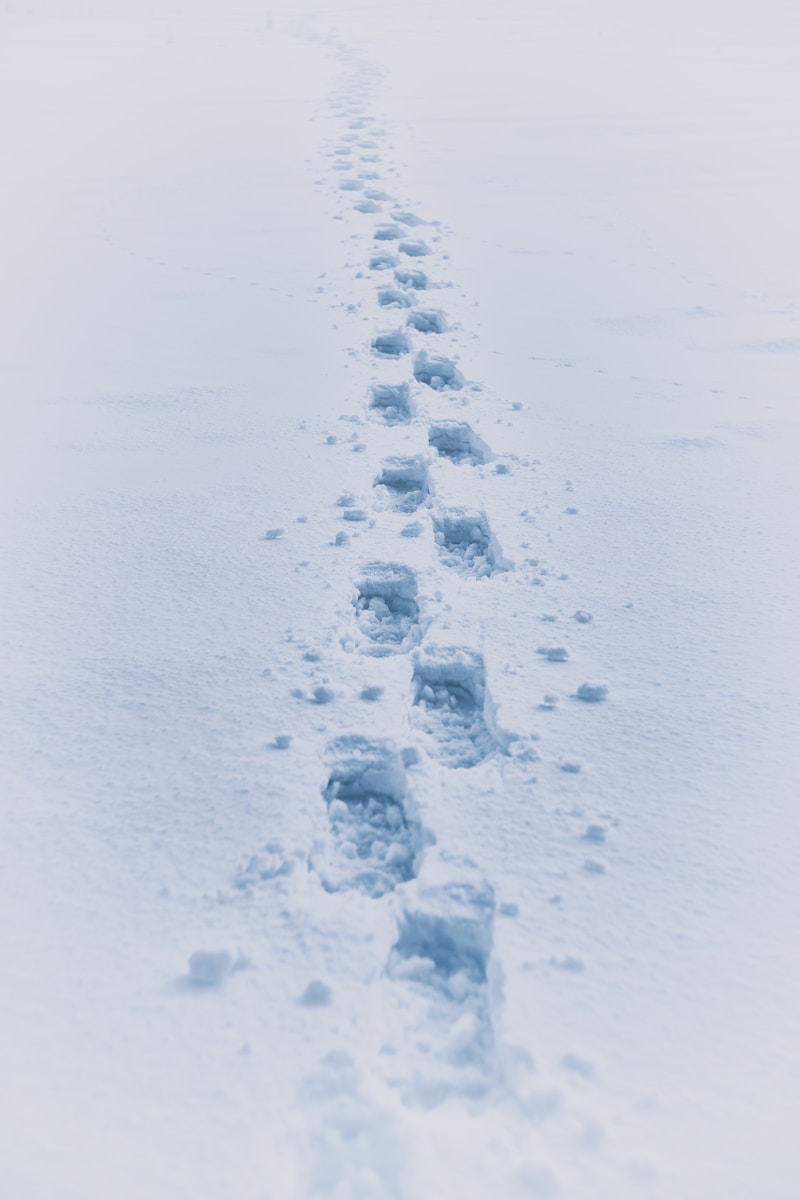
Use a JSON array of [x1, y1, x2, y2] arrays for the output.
[[2, 3, 799, 1199]]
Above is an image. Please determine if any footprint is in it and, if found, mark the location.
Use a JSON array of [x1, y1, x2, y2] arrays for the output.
[[352, 562, 421, 655], [374, 456, 429, 513], [399, 240, 431, 258], [369, 251, 398, 271], [407, 308, 447, 334], [339, 179, 363, 191], [433, 510, 504, 578], [369, 382, 413, 425], [428, 421, 490, 465], [411, 647, 500, 767], [387, 869, 496, 1090], [388, 874, 494, 984], [414, 351, 463, 390], [371, 328, 410, 358], [354, 200, 382, 214], [378, 287, 414, 309], [374, 224, 403, 241], [394, 267, 428, 290], [316, 736, 422, 897], [392, 210, 426, 227]]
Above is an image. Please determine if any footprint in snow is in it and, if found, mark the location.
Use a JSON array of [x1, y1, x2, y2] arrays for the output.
[[369, 382, 413, 425], [428, 421, 491, 465], [433, 509, 506, 578], [351, 562, 422, 655], [414, 351, 463, 390], [314, 736, 423, 898], [411, 647, 501, 768], [374, 455, 429, 513]]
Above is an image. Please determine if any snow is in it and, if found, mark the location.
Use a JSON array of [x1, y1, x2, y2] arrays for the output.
[[1, 1, 799, 1198]]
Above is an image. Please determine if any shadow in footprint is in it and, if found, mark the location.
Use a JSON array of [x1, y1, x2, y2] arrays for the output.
[[414, 351, 463, 390], [369, 382, 413, 425], [353, 562, 421, 655], [407, 308, 447, 334], [316, 736, 422, 897], [411, 647, 500, 767], [429, 421, 490, 465], [434, 510, 504, 578], [372, 329, 410, 358], [374, 456, 429, 513]]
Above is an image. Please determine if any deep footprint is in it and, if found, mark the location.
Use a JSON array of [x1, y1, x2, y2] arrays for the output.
[[411, 647, 499, 767], [433, 510, 502, 578], [414, 351, 463, 390], [378, 287, 414, 309], [371, 328, 410, 358], [406, 308, 447, 335], [395, 267, 427, 290], [316, 736, 422, 898], [353, 562, 421, 655], [374, 456, 429, 513], [389, 876, 494, 986], [428, 421, 490, 465], [387, 872, 496, 1091], [369, 382, 413, 425]]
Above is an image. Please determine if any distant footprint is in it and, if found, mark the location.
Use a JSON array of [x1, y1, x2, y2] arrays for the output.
[[391, 210, 426, 228], [369, 250, 398, 271], [411, 647, 500, 767], [394, 267, 428, 290], [374, 223, 404, 241], [371, 328, 410, 358], [352, 562, 421, 655], [433, 509, 504, 578], [399, 240, 431, 258], [407, 308, 447, 335], [428, 421, 490, 465], [315, 736, 422, 897], [378, 287, 414, 309], [374, 456, 429, 513]]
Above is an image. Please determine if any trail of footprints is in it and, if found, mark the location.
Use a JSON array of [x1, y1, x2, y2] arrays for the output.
[[240, 29, 601, 1132], [303, 72, 511, 1100]]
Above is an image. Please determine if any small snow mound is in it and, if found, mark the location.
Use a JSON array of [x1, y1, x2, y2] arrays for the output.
[[575, 683, 609, 703]]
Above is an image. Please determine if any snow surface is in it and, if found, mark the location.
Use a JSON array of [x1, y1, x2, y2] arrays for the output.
[[1, 2, 799, 1198]]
